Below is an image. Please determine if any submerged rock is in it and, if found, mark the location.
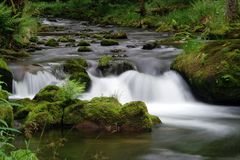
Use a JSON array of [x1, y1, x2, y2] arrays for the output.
[[171, 40, 240, 104], [97, 55, 135, 76]]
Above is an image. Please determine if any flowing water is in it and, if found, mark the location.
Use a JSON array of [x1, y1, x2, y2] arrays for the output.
[[12, 18, 240, 160]]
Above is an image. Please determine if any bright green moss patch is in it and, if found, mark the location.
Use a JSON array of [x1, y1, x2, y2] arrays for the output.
[[33, 85, 61, 102], [98, 55, 113, 67]]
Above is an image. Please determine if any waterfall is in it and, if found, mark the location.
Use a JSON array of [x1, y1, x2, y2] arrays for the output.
[[11, 70, 61, 99], [82, 70, 194, 103]]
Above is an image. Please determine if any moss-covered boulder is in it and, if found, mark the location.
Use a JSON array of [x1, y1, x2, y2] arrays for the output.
[[63, 58, 91, 90], [120, 101, 156, 132], [77, 46, 92, 52], [100, 39, 119, 46], [45, 38, 59, 47], [0, 59, 13, 92], [24, 101, 63, 138], [65, 97, 160, 133], [0, 104, 13, 127], [0, 49, 30, 60], [33, 85, 61, 102], [14, 98, 37, 120], [58, 36, 76, 43], [77, 40, 90, 46], [97, 55, 135, 76], [171, 40, 240, 104]]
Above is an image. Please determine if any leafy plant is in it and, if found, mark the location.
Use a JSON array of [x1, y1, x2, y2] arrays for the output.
[[59, 79, 85, 101]]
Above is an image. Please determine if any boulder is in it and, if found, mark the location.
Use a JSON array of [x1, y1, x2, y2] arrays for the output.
[[100, 39, 119, 46], [0, 59, 13, 92], [97, 55, 135, 76]]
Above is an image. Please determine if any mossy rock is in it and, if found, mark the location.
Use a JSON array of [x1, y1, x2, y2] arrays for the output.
[[171, 40, 240, 104], [142, 40, 158, 50], [100, 39, 119, 46], [63, 58, 88, 74], [77, 46, 92, 52], [120, 101, 155, 132], [45, 38, 59, 47], [24, 101, 63, 137], [33, 85, 61, 102], [29, 36, 39, 43], [63, 58, 91, 90], [0, 49, 30, 60], [97, 55, 135, 76], [0, 90, 9, 100], [77, 40, 90, 46], [0, 104, 13, 127], [14, 98, 37, 120], [64, 97, 122, 132], [69, 72, 91, 90], [58, 36, 76, 43], [104, 32, 127, 39], [0, 59, 13, 92]]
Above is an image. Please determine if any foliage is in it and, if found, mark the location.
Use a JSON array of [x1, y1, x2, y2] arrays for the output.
[[0, 2, 39, 49], [0, 120, 38, 160], [59, 79, 85, 101]]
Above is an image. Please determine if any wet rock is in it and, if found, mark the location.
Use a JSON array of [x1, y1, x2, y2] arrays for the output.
[[45, 38, 59, 47], [77, 40, 90, 46], [58, 36, 76, 43], [126, 45, 137, 48], [77, 46, 92, 52], [142, 40, 158, 50], [0, 59, 13, 92], [63, 58, 91, 90], [100, 39, 119, 46], [110, 49, 126, 53], [97, 55, 135, 76]]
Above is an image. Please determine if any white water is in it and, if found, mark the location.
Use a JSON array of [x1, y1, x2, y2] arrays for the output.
[[82, 70, 240, 135], [12, 70, 60, 99]]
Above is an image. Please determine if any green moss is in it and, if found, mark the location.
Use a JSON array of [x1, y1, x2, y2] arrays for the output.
[[77, 40, 90, 46], [98, 55, 113, 67], [77, 46, 92, 52], [171, 40, 240, 104], [45, 38, 59, 47], [24, 101, 63, 136], [100, 39, 119, 46], [104, 32, 127, 39], [150, 115, 162, 125], [63, 58, 91, 90], [69, 72, 91, 90], [63, 58, 88, 74], [29, 36, 39, 43], [120, 101, 153, 132], [58, 36, 76, 43], [0, 90, 9, 100], [0, 104, 13, 127], [0, 58, 10, 71], [14, 98, 36, 120], [33, 85, 61, 102]]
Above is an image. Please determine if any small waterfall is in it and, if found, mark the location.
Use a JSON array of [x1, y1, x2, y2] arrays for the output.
[[12, 70, 61, 99], [83, 70, 194, 103]]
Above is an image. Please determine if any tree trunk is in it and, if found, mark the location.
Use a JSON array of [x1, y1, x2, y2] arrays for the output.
[[227, 0, 239, 21]]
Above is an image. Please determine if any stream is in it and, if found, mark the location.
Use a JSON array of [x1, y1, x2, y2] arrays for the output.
[[11, 18, 240, 160]]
